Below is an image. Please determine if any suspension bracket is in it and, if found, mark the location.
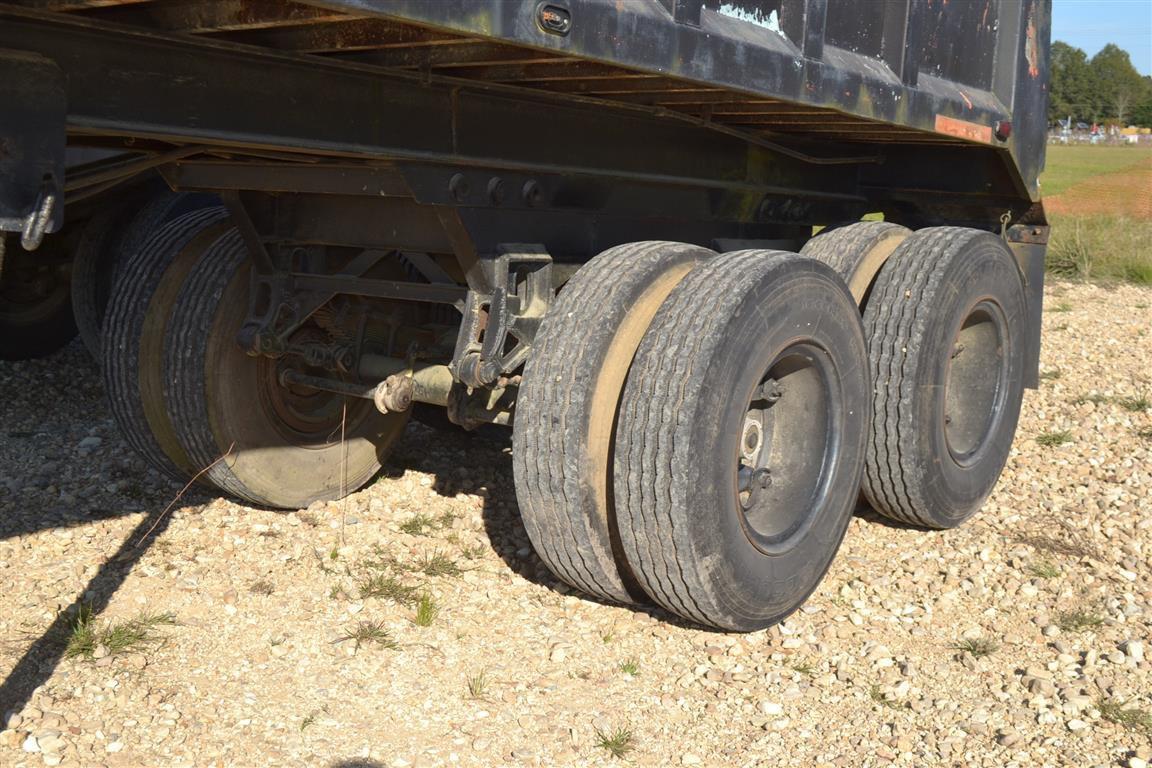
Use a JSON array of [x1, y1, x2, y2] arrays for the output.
[[451, 244, 553, 388]]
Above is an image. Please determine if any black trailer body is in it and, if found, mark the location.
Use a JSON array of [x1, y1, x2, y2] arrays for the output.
[[0, 0, 1053, 630]]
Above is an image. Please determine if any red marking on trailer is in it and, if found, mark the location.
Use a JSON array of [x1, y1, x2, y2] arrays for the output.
[[935, 115, 994, 144]]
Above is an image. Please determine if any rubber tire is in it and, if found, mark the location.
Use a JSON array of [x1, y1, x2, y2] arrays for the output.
[[614, 251, 870, 631], [800, 221, 910, 306], [73, 190, 216, 359], [513, 241, 714, 603], [164, 228, 409, 509], [102, 207, 233, 480], [861, 227, 1027, 529], [0, 234, 77, 361]]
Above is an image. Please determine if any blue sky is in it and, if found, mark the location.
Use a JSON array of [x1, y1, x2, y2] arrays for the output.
[[1052, 0, 1152, 75]]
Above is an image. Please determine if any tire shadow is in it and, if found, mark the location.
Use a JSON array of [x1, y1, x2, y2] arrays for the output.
[[398, 422, 712, 630], [851, 499, 934, 532], [0, 500, 186, 719]]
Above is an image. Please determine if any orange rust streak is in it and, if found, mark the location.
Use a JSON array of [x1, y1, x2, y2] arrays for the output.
[[934, 115, 993, 144]]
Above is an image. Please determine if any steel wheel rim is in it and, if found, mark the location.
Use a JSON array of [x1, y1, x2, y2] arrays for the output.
[[943, 299, 1009, 466], [735, 341, 841, 555]]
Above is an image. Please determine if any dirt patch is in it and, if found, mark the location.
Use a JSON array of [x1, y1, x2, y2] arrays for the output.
[[1046, 167, 1152, 219]]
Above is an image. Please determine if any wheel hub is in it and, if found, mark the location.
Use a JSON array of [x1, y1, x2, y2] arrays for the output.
[[943, 299, 1008, 465], [736, 343, 839, 553]]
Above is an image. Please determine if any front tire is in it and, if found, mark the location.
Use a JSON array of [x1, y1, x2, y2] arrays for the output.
[[73, 189, 216, 359], [102, 207, 233, 480]]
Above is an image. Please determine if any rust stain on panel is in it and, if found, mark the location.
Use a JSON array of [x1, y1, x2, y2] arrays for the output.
[[935, 114, 993, 144]]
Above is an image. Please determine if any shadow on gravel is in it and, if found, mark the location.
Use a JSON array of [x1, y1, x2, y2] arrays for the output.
[[0, 502, 176, 718], [330, 761, 387, 768], [0, 344, 189, 543], [403, 424, 705, 630], [851, 501, 932, 532]]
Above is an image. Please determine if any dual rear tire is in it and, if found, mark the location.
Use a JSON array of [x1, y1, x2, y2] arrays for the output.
[[515, 227, 1028, 630], [516, 245, 872, 630]]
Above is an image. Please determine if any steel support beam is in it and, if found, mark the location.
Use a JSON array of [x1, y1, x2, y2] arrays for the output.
[[0, 3, 854, 206]]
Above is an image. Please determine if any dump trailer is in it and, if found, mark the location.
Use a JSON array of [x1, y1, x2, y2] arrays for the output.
[[0, 0, 1052, 630]]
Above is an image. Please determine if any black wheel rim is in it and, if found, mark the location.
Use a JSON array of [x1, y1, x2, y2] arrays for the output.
[[735, 342, 841, 555], [943, 299, 1009, 466]]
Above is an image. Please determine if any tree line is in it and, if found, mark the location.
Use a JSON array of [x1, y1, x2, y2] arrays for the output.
[[1049, 42, 1152, 127]]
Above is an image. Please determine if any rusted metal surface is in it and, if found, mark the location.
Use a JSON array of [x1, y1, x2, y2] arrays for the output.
[[77, 0, 360, 33], [214, 17, 466, 52]]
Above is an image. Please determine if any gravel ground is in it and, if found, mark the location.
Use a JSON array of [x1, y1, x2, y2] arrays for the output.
[[1, 280, 1150, 768]]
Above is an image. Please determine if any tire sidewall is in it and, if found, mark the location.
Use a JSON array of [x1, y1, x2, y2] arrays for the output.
[[682, 264, 869, 627], [912, 235, 1027, 525]]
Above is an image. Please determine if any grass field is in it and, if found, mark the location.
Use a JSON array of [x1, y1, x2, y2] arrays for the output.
[[1041, 145, 1151, 196], [1041, 144, 1152, 285]]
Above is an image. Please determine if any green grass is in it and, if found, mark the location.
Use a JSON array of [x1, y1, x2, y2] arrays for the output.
[[951, 637, 999, 658], [1047, 301, 1074, 313], [399, 511, 458, 536], [594, 726, 634, 759], [412, 593, 440, 627], [413, 551, 462, 579], [1040, 145, 1152, 285], [1072, 393, 1110, 406], [789, 657, 816, 677], [1036, 430, 1073, 448], [1097, 698, 1152, 736], [358, 573, 419, 605], [466, 669, 490, 700], [399, 513, 438, 536], [1056, 608, 1105, 632], [1117, 396, 1150, 412], [1038, 369, 1062, 381], [1027, 560, 1061, 579], [1047, 215, 1152, 285], [337, 620, 398, 651], [618, 658, 640, 676], [1041, 146, 1150, 196], [460, 543, 488, 561], [64, 604, 177, 660], [867, 683, 903, 710]]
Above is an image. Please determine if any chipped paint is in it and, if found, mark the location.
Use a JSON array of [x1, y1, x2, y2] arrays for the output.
[[717, 3, 786, 37], [1025, 4, 1040, 78]]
